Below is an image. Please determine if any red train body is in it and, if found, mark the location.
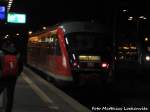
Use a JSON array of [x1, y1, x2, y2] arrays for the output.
[[27, 21, 113, 85]]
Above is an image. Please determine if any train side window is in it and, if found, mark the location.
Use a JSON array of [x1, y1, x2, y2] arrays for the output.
[[49, 33, 61, 55]]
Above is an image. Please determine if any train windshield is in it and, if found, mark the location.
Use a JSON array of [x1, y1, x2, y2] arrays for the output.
[[65, 32, 112, 55]]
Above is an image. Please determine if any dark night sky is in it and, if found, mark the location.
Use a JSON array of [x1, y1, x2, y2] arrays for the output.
[[10, 0, 118, 29], [7, 0, 150, 31]]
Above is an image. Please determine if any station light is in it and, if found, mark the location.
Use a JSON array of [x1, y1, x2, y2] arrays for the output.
[[128, 16, 147, 21], [8, 1, 13, 4], [145, 56, 150, 61], [28, 31, 32, 35], [7, 5, 11, 8], [43, 26, 46, 30], [8, 3, 12, 6], [145, 37, 149, 42], [130, 46, 136, 50], [128, 16, 133, 21], [16, 33, 19, 36], [122, 9, 127, 12], [139, 16, 147, 20], [4, 34, 9, 39], [123, 46, 129, 49], [7, 0, 14, 12]]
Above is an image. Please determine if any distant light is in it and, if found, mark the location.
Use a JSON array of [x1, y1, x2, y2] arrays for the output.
[[145, 37, 149, 41], [5, 35, 9, 38], [128, 16, 133, 21], [43, 27, 46, 30], [128, 18, 132, 21], [139, 16, 144, 19], [122, 9, 127, 12], [7, 4, 11, 7], [16, 33, 19, 36], [120, 56, 124, 59], [145, 56, 150, 61], [139, 16, 147, 20], [28, 31, 32, 35], [8, 3, 12, 6], [7, 0, 14, 12], [130, 46, 136, 49], [8, 1, 13, 4], [115, 56, 117, 60], [123, 46, 129, 49]]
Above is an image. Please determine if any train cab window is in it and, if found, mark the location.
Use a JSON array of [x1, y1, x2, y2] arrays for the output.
[[65, 32, 113, 55], [49, 33, 61, 55]]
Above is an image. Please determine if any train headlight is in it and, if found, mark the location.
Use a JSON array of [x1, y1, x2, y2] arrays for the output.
[[145, 56, 150, 61]]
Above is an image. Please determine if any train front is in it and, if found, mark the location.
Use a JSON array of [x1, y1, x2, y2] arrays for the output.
[[62, 22, 113, 84]]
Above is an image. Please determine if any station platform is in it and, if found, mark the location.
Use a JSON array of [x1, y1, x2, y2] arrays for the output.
[[0, 67, 91, 112]]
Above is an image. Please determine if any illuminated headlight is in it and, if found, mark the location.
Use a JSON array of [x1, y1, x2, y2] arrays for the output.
[[145, 56, 150, 61]]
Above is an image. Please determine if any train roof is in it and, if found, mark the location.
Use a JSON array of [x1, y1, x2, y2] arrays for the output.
[[57, 21, 109, 34]]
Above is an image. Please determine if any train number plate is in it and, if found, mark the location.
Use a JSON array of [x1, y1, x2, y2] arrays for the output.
[[87, 62, 94, 67]]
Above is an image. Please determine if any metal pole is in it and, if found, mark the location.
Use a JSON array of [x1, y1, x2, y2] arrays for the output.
[[136, 20, 142, 64]]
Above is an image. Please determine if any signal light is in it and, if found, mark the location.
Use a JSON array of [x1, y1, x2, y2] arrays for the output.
[[101, 62, 109, 68]]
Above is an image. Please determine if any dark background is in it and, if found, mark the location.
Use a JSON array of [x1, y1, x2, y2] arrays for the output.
[[10, 0, 117, 29], [6, 0, 150, 33]]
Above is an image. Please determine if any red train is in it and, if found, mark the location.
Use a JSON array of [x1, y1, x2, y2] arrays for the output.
[[27, 21, 114, 85]]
